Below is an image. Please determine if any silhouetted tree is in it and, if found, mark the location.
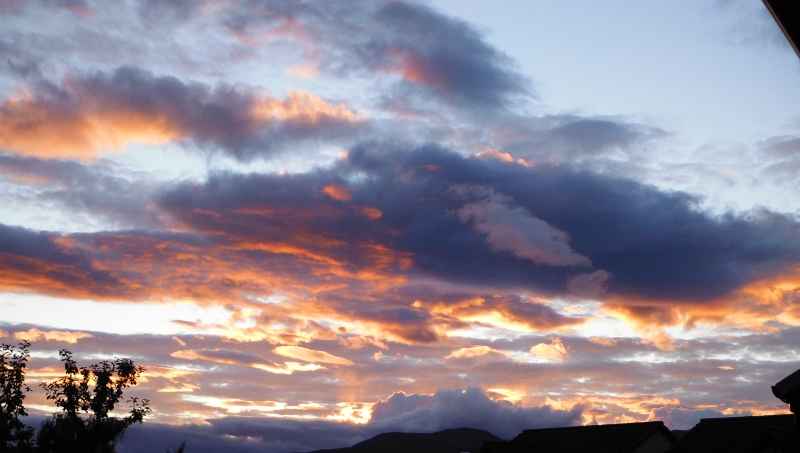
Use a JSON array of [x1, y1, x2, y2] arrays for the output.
[[0, 340, 35, 448], [37, 349, 151, 453]]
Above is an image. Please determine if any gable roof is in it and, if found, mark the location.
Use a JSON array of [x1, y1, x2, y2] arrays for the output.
[[482, 421, 676, 453], [666, 414, 795, 453]]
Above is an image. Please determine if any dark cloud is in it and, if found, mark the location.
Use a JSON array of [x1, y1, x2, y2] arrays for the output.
[[0, 223, 122, 297], [371, 1, 530, 110], [340, 143, 800, 301], [358, 307, 441, 343], [2, 143, 799, 308]]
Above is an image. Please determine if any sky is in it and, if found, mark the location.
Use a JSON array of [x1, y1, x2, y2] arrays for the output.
[[1, 0, 800, 452]]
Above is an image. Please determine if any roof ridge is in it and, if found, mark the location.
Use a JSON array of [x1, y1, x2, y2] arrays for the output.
[[518, 420, 664, 434], [620, 423, 676, 453], [696, 414, 793, 422]]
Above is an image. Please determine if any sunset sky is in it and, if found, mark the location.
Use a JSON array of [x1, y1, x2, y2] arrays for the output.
[[2, 1, 800, 452]]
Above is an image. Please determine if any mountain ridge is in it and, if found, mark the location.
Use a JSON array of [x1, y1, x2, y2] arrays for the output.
[[303, 427, 504, 453]]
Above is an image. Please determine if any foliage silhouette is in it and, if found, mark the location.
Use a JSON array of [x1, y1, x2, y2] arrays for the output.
[[0, 341, 35, 448], [37, 349, 151, 453]]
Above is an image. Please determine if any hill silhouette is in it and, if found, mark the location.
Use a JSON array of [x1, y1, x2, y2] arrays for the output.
[[304, 427, 503, 453]]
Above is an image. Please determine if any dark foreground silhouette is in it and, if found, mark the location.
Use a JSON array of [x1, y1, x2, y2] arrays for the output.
[[304, 427, 502, 453]]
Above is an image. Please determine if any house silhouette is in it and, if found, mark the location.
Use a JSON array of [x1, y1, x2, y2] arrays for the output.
[[479, 367, 800, 453], [665, 415, 797, 453], [480, 421, 676, 453]]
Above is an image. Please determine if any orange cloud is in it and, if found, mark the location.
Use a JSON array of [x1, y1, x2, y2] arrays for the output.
[[588, 337, 618, 347], [530, 338, 569, 362], [13, 328, 92, 344], [251, 90, 364, 123], [0, 92, 180, 159], [322, 184, 352, 202], [446, 345, 508, 360], [326, 402, 374, 424], [273, 346, 354, 366], [475, 148, 531, 166], [597, 268, 800, 348], [0, 72, 366, 160], [386, 49, 448, 90], [170, 348, 324, 375], [428, 295, 585, 333], [359, 206, 383, 219]]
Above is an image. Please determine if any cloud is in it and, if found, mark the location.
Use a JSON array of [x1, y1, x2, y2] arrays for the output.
[[170, 348, 323, 375], [446, 345, 507, 360], [588, 337, 618, 347], [2, 143, 800, 341], [370, 1, 530, 110], [429, 295, 586, 332], [115, 387, 582, 453], [567, 270, 613, 298], [648, 406, 730, 431], [757, 134, 800, 184], [367, 388, 583, 439], [491, 115, 668, 163], [13, 327, 92, 343], [530, 338, 569, 362], [0, 153, 163, 229], [273, 345, 354, 366], [457, 190, 591, 267], [445, 345, 511, 367], [0, 67, 366, 160], [0, 223, 125, 299], [218, 0, 529, 113]]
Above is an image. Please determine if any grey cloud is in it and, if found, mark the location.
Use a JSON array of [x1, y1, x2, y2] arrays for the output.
[[370, 392, 432, 422], [496, 116, 669, 162], [650, 407, 732, 431], [0, 38, 42, 80], [457, 192, 591, 267], [0, 154, 162, 230], [368, 388, 583, 439], [760, 135, 800, 158], [221, 0, 530, 113], [758, 135, 800, 184], [371, 1, 530, 110]]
